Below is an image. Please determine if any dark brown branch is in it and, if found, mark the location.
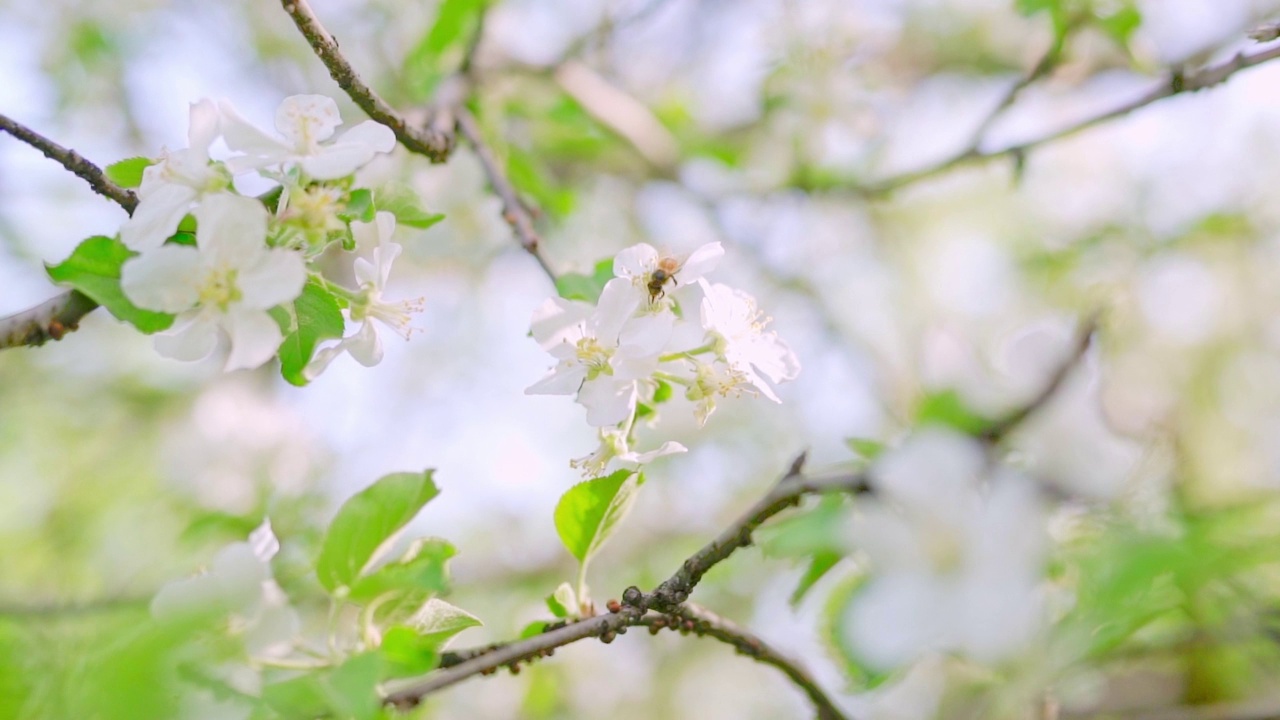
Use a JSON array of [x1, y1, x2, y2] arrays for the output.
[[279, 0, 454, 162], [384, 461, 869, 706], [980, 312, 1100, 444], [0, 114, 142, 349], [862, 43, 1280, 197], [0, 112, 137, 211], [455, 108, 557, 282], [651, 604, 849, 720]]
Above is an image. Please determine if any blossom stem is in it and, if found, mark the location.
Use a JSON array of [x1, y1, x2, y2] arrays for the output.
[[659, 343, 715, 363], [653, 371, 693, 387], [253, 656, 334, 671]]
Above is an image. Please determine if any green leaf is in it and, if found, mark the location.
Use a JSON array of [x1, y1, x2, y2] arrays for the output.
[[262, 674, 329, 718], [380, 626, 440, 677], [316, 470, 440, 593], [758, 494, 850, 559], [545, 582, 576, 619], [341, 188, 376, 223], [844, 437, 885, 461], [104, 157, 152, 188], [791, 551, 842, 606], [406, 598, 482, 649], [555, 258, 614, 303], [263, 654, 385, 720], [652, 378, 673, 404], [554, 470, 643, 566], [270, 278, 344, 386], [402, 0, 487, 102], [820, 569, 889, 690], [1096, 4, 1141, 47], [45, 236, 174, 333], [374, 183, 445, 229], [348, 537, 455, 604], [519, 621, 549, 639], [913, 389, 994, 435]]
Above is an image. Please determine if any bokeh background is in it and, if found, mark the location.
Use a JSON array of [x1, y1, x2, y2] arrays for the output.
[[6, 0, 1280, 717]]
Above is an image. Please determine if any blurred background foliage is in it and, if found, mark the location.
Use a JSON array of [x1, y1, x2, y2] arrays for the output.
[[7, 0, 1280, 717]]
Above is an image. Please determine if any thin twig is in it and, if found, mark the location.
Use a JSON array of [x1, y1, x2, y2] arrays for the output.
[[964, 30, 1072, 154], [279, 0, 454, 162], [455, 107, 557, 282], [656, 604, 850, 720], [980, 311, 1100, 444], [861, 43, 1280, 197], [0, 114, 142, 349], [383, 462, 869, 706], [0, 112, 137, 211]]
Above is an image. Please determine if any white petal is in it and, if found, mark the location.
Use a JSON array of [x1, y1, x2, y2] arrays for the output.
[[579, 378, 637, 427], [613, 243, 658, 279], [151, 573, 222, 620], [196, 194, 270, 266], [339, 121, 396, 153], [210, 543, 271, 609], [218, 99, 291, 159], [245, 598, 301, 658], [275, 94, 342, 146], [304, 343, 345, 380], [619, 312, 674, 358], [526, 363, 587, 396], [591, 278, 641, 343], [121, 246, 203, 312], [120, 183, 198, 251], [154, 312, 220, 361], [624, 441, 688, 465], [674, 241, 724, 284], [237, 248, 307, 310], [530, 298, 591, 350], [222, 308, 284, 371], [300, 144, 380, 180], [248, 519, 280, 562], [348, 320, 384, 367], [845, 573, 947, 671], [187, 98, 220, 155]]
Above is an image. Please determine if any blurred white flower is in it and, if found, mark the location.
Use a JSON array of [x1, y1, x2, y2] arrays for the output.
[[844, 430, 1047, 670], [526, 278, 662, 426], [571, 428, 687, 476], [121, 194, 306, 371], [151, 520, 300, 659], [307, 212, 422, 377], [847, 654, 947, 720], [698, 279, 800, 401], [220, 95, 396, 180], [121, 99, 230, 251]]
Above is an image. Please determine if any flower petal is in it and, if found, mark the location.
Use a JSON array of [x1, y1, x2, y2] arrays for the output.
[[195, 194, 270, 266], [120, 183, 199, 251], [275, 94, 342, 146], [613, 243, 658, 279], [237, 248, 307, 310], [299, 142, 380, 180], [223, 308, 284, 371], [348, 320, 384, 367], [187, 98, 220, 155], [526, 363, 587, 396], [218, 99, 290, 159], [530, 298, 591, 350], [579, 377, 637, 427], [675, 241, 724, 284], [591, 277, 641, 343], [121, 245, 203, 312], [339, 121, 396, 153], [155, 312, 220, 362], [619, 311, 674, 358]]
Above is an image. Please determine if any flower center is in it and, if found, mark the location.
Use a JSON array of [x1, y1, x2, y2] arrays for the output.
[[199, 269, 242, 311], [575, 337, 614, 379]]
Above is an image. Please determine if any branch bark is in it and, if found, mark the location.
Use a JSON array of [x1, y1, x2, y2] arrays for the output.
[[0, 114, 140, 349], [860, 43, 1280, 197], [279, 0, 454, 162]]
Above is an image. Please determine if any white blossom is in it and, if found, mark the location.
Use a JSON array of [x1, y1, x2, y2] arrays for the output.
[[571, 428, 687, 476], [843, 430, 1047, 670], [526, 278, 664, 426], [698, 279, 800, 401], [151, 520, 300, 659], [121, 194, 307, 371], [306, 212, 422, 377], [219, 94, 396, 180], [613, 241, 724, 305], [120, 99, 230, 251]]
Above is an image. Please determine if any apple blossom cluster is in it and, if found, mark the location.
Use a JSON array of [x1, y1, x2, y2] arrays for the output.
[[526, 242, 801, 475], [105, 95, 427, 378]]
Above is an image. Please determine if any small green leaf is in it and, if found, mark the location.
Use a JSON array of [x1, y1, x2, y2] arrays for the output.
[[262, 674, 329, 718], [402, 0, 487, 101], [791, 551, 843, 606], [821, 569, 889, 690], [913, 389, 994, 435], [1096, 4, 1141, 47], [45, 236, 174, 333], [519, 621, 549, 639], [271, 278, 344, 386], [844, 437, 885, 461], [341, 188, 376, 223], [652, 378, 673, 404], [104, 157, 152, 188], [555, 258, 614, 303], [554, 470, 644, 566], [407, 598, 482, 649], [380, 626, 440, 677], [327, 653, 384, 720], [758, 494, 850, 559], [545, 582, 576, 619], [348, 537, 455, 604], [375, 184, 445, 229], [316, 470, 440, 593]]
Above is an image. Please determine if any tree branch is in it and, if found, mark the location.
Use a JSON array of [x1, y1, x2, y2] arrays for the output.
[[0, 112, 137, 211], [455, 108, 557, 282], [861, 42, 1280, 197], [278, 0, 454, 162], [0, 114, 141, 349]]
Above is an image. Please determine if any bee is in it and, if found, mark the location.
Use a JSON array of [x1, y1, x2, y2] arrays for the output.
[[646, 255, 683, 303]]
